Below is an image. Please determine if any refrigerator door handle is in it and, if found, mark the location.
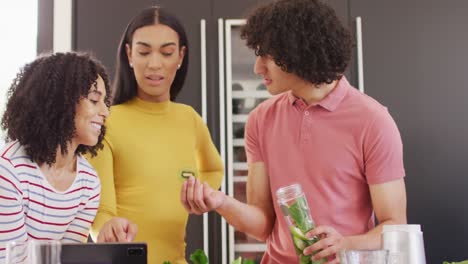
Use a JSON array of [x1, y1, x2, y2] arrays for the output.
[[200, 19, 209, 257], [356, 16, 365, 93], [218, 18, 228, 264], [201, 19, 208, 124], [224, 19, 248, 264], [224, 19, 235, 264]]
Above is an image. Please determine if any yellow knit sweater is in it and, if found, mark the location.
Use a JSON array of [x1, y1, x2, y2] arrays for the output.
[[87, 97, 224, 264]]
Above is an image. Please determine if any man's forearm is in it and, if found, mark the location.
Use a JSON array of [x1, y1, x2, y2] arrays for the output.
[[345, 219, 406, 250], [216, 195, 274, 241]]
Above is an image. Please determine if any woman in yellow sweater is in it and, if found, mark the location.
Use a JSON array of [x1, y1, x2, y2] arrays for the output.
[[87, 6, 224, 264]]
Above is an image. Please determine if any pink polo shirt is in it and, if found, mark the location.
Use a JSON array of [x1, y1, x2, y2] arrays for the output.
[[244, 77, 405, 263]]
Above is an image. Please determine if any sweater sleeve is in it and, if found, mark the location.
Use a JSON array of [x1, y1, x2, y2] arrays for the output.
[[0, 159, 27, 259], [86, 139, 116, 241], [193, 110, 224, 190]]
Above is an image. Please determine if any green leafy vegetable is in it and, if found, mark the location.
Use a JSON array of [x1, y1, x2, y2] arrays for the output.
[[298, 253, 326, 264], [443, 261, 468, 264], [288, 197, 313, 233], [189, 249, 209, 264], [162, 249, 256, 264], [299, 254, 311, 264], [231, 256, 242, 264], [232, 256, 256, 264]]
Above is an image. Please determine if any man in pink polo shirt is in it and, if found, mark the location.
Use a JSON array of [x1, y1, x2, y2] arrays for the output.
[[181, 0, 407, 263]]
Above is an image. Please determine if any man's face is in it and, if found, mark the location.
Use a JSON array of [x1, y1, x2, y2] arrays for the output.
[[253, 55, 305, 95]]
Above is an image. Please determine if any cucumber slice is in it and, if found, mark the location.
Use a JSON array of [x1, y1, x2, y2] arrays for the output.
[[290, 226, 309, 240], [293, 236, 307, 251]]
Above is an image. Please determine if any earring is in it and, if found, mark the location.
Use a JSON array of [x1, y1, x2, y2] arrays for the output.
[[129, 62, 133, 68], [177, 64, 181, 69]]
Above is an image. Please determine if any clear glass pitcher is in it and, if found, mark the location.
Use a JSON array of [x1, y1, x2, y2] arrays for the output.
[[341, 249, 389, 264], [6, 240, 61, 264]]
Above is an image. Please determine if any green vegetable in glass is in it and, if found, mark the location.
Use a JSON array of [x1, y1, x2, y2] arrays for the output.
[[288, 197, 313, 233], [277, 183, 327, 264]]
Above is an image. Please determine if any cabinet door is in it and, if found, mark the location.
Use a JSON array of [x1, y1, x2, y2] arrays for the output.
[[213, 0, 349, 24], [350, 0, 468, 262], [37, 0, 53, 53], [73, 0, 211, 261], [213, 0, 272, 19], [327, 0, 355, 86]]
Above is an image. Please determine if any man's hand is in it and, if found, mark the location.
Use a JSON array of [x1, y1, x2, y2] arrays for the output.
[[180, 176, 226, 215], [303, 225, 348, 264], [97, 217, 138, 243]]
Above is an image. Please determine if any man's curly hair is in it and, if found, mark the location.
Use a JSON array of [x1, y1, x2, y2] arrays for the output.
[[241, 0, 352, 85], [1, 52, 111, 165]]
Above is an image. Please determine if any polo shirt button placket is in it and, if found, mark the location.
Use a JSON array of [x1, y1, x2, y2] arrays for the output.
[[302, 110, 311, 142], [301, 126, 308, 142]]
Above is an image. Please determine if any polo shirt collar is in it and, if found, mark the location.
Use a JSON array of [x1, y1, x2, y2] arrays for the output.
[[287, 76, 350, 112]]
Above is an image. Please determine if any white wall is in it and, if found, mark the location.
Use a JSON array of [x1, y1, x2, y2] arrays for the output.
[[0, 1, 38, 146]]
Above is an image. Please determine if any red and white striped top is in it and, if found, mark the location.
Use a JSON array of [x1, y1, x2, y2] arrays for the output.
[[0, 141, 101, 262]]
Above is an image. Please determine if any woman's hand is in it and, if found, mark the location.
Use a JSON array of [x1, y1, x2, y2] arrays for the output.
[[97, 217, 138, 243], [303, 225, 348, 264], [180, 176, 226, 215]]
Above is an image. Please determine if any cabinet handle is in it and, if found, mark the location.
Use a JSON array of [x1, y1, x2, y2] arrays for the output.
[[218, 18, 228, 264], [200, 19, 209, 257], [356, 16, 365, 93], [201, 19, 208, 124]]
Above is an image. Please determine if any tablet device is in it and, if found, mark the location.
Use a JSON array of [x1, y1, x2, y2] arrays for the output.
[[61, 243, 147, 264]]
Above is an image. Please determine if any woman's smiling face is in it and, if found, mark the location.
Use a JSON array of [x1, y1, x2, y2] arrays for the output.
[[73, 75, 109, 147]]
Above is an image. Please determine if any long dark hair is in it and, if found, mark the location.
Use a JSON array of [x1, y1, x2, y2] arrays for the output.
[[1, 52, 111, 165], [112, 6, 189, 105]]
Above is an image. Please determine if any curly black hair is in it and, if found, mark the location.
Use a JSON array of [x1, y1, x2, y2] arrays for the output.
[[241, 0, 352, 85], [1, 52, 111, 165]]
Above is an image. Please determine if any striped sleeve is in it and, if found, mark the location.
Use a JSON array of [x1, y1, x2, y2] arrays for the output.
[[62, 167, 101, 243], [0, 158, 27, 261]]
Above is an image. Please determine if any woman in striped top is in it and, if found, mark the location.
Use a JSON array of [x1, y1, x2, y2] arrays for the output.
[[0, 52, 111, 263]]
